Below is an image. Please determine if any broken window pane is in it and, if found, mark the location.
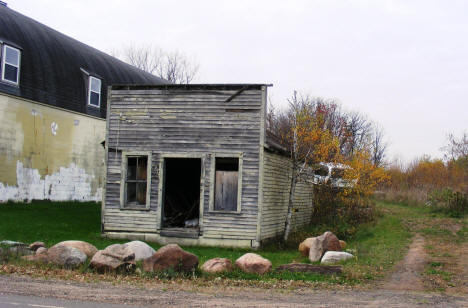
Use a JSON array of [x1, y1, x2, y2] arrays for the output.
[[136, 182, 147, 205], [124, 155, 148, 207], [137, 157, 147, 180], [127, 157, 137, 180], [214, 157, 239, 211], [126, 182, 136, 203]]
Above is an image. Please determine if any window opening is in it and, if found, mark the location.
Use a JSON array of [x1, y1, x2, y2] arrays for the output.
[[214, 157, 239, 211], [125, 156, 148, 207], [88, 76, 101, 107], [162, 158, 201, 229], [2, 45, 20, 84], [314, 165, 329, 177]]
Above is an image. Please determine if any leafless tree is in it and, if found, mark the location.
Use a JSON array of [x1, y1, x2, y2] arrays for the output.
[[442, 132, 468, 161], [370, 124, 388, 167], [111, 44, 199, 84], [342, 112, 372, 157]]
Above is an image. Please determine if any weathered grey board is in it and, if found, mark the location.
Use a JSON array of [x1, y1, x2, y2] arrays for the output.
[[215, 171, 238, 211], [104, 85, 265, 241], [260, 151, 314, 241], [276, 264, 342, 274]]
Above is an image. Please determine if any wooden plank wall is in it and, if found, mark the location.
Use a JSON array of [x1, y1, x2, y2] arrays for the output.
[[104, 87, 263, 241], [260, 151, 314, 241]]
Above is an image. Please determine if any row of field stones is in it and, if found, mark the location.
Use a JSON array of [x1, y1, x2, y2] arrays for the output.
[[0, 231, 354, 275]]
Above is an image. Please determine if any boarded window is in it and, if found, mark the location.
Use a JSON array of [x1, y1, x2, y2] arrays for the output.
[[125, 156, 148, 206], [214, 157, 239, 211]]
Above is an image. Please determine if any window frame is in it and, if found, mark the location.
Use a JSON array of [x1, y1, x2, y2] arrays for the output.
[[1, 44, 21, 85], [209, 152, 243, 213], [120, 151, 152, 210], [87, 76, 101, 108]]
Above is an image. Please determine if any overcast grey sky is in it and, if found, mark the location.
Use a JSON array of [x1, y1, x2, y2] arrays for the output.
[[8, 0, 468, 163]]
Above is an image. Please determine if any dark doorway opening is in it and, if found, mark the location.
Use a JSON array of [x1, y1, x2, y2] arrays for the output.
[[162, 158, 201, 233]]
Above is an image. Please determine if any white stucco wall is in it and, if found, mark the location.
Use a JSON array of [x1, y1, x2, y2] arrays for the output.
[[0, 93, 106, 202]]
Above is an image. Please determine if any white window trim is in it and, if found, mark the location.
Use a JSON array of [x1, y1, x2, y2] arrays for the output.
[[87, 76, 101, 108], [208, 152, 243, 213], [1, 44, 21, 85], [120, 151, 152, 211]]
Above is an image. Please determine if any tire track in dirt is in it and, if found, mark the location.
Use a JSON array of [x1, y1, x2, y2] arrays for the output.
[[383, 234, 428, 291], [455, 241, 468, 294]]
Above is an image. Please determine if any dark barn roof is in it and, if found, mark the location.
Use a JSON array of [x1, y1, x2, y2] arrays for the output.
[[0, 5, 167, 118]]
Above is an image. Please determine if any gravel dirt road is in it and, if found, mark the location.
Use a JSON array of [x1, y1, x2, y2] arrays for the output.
[[0, 275, 467, 307]]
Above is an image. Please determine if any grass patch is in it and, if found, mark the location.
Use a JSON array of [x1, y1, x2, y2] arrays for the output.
[[0, 200, 126, 249], [340, 203, 412, 282], [0, 199, 418, 284]]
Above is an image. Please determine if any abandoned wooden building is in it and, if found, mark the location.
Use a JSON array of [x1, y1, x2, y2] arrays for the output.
[[103, 84, 314, 248]]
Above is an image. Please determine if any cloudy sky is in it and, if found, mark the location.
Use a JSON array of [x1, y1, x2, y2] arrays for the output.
[[7, 0, 468, 163]]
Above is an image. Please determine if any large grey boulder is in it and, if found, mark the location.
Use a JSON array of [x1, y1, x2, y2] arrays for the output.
[[305, 231, 342, 262], [308, 237, 324, 262], [142, 244, 198, 273], [123, 241, 155, 261], [36, 247, 47, 255], [321, 251, 354, 264], [53, 241, 97, 258], [47, 244, 87, 268], [90, 244, 135, 273], [235, 253, 272, 275]]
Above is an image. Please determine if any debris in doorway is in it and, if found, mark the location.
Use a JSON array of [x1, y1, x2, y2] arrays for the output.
[[184, 218, 199, 228], [162, 158, 201, 229]]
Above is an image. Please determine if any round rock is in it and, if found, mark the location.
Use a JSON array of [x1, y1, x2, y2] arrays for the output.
[[54, 240, 98, 258], [123, 240, 155, 261], [201, 258, 233, 274], [235, 253, 272, 274]]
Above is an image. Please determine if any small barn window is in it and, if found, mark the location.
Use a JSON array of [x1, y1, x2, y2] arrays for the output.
[[88, 76, 101, 108], [1, 45, 21, 85], [120, 152, 152, 210], [212, 157, 242, 212]]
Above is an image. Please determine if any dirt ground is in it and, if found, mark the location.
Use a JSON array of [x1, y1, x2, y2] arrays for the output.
[[1, 233, 467, 308], [1, 220, 467, 307], [383, 234, 428, 291], [458, 242, 468, 293], [0, 274, 467, 308]]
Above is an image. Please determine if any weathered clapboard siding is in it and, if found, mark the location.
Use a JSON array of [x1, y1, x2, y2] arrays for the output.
[[104, 208, 158, 233], [104, 85, 265, 242], [260, 151, 314, 241]]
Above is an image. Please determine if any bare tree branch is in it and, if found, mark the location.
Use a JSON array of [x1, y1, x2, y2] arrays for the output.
[[112, 44, 199, 84]]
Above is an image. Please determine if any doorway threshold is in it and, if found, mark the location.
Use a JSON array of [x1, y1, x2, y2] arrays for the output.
[[160, 228, 200, 239]]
